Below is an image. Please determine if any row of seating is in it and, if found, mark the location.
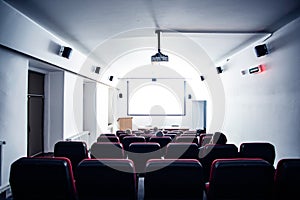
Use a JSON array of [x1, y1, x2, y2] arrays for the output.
[[51, 139, 276, 180], [97, 133, 212, 148], [115, 130, 199, 137], [9, 157, 300, 200], [97, 133, 275, 161], [90, 140, 275, 180]]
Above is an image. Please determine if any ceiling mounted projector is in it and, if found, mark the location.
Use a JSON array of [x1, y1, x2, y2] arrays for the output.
[[151, 30, 168, 62]]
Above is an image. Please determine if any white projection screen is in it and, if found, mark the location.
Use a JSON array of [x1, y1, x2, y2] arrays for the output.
[[127, 79, 186, 116]]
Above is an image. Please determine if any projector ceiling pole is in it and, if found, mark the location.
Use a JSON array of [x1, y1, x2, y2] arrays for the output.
[[157, 30, 161, 53]]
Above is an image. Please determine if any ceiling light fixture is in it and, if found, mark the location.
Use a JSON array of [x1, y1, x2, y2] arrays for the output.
[[151, 30, 168, 62]]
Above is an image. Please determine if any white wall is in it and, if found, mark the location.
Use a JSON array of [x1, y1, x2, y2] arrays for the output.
[[221, 17, 300, 165], [63, 72, 83, 139], [0, 1, 96, 151], [83, 82, 109, 146], [44, 71, 64, 152], [0, 1, 87, 75], [97, 84, 109, 134], [83, 82, 98, 145], [0, 48, 28, 187], [0, 0, 104, 189]]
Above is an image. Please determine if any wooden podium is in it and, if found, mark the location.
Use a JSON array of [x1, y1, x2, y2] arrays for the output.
[[117, 117, 133, 130]]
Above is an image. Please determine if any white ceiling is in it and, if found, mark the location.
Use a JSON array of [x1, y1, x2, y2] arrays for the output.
[[4, 0, 300, 66]]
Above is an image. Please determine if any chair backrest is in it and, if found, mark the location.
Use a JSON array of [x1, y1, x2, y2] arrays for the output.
[[144, 159, 204, 200], [274, 158, 300, 199], [199, 144, 238, 182], [168, 130, 182, 136], [118, 133, 136, 143], [128, 142, 161, 174], [183, 130, 197, 135], [199, 133, 213, 146], [165, 143, 199, 160], [90, 142, 124, 158], [76, 159, 137, 200], [239, 142, 275, 165], [121, 136, 146, 152], [54, 141, 89, 173], [9, 157, 77, 200], [149, 136, 172, 148], [164, 133, 177, 140], [200, 135, 213, 146], [99, 133, 116, 137], [207, 158, 274, 200], [139, 134, 153, 142], [116, 130, 125, 137], [132, 130, 143, 136], [176, 136, 200, 146], [97, 135, 120, 143], [182, 133, 197, 137]]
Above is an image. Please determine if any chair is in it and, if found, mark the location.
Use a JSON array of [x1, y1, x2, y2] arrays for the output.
[[54, 141, 89, 176], [165, 143, 199, 160], [207, 158, 274, 200], [168, 130, 183, 136], [274, 158, 300, 199], [118, 133, 136, 143], [116, 130, 125, 137], [76, 159, 137, 200], [144, 159, 205, 200], [9, 157, 78, 200], [140, 134, 153, 142], [200, 135, 212, 147], [97, 135, 120, 143], [99, 133, 115, 137], [183, 130, 197, 135], [239, 142, 275, 165], [90, 142, 124, 158], [149, 136, 172, 149], [182, 133, 197, 137], [132, 130, 143, 136], [176, 136, 200, 146], [121, 136, 145, 152], [128, 142, 161, 174], [199, 144, 238, 182], [199, 133, 213, 146], [164, 133, 177, 140]]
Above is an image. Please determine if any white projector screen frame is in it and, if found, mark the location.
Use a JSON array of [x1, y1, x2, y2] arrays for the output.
[[127, 79, 186, 116]]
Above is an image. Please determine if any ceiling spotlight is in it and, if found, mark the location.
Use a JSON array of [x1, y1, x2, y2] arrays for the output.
[[151, 30, 168, 62]]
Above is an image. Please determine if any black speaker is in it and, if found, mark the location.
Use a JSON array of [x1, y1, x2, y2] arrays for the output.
[[95, 66, 101, 74], [109, 76, 114, 81], [200, 75, 205, 81], [255, 44, 269, 57], [119, 93, 123, 98], [59, 46, 72, 59], [188, 94, 192, 99], [216, 66, 223, 74]]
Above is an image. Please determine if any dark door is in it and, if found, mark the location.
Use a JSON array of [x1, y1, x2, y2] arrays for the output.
[[28, 71, 44, 156]]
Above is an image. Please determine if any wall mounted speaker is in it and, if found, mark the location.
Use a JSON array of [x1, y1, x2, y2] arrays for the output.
[[109, 76, 114, 81], [119, 93, 123, 98], [255, 44, 269, 57], [94, 66, 101, 74], [59, 46, 72, 59], [188, 94, 192, 99], [216, 66, 223, 74], [200, 75, 205, 81]]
